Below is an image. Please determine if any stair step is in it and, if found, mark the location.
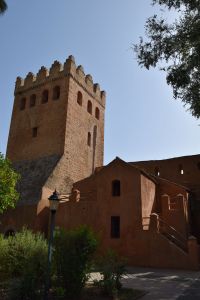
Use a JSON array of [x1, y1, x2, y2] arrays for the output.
[[161, 231, 188, 253]]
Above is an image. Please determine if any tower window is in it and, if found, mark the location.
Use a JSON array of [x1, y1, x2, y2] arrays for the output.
[[30, 94, 36, 107], [87, 100, 92, 114], [112, 180, 120, 196], [32, 127, 38, 137], [53, 86, 60, 100], [20, 97, 26, 110], [95, 107, 100, 120], [77, 91, 82, 106], [111, 216, 120, 238], [87, 132, 91, 146], [42, 90, 49, 103]]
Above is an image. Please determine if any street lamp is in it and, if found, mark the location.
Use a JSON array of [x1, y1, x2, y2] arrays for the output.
[[44, 189, 60, 300]]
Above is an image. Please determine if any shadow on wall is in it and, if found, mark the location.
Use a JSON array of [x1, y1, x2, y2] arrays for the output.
[[35, 206, 50, 237]]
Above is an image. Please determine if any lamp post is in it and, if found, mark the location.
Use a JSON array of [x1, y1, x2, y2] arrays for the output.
[[44, 189, 60, 300]]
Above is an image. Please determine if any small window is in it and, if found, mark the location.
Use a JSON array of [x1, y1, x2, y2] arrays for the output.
[[20, 97, 26, 110], [155, 167, 160, 176], [87, 132, 91, 146], [95, 107, 100, 120], [179, 164, 184, 175], [111, 216, 120, 238], [112, 180, 120, 196], [87, 100, 92, 114], [30, 94, 36, 107], [53, 86, 60, 100], [32, 127, 38, 137], [42, 90, 48, 103], [77, 91, 82, 106]]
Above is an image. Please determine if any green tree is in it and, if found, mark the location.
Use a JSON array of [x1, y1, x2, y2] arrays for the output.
[[0, 0, 7, 14], [53, 226, 98, 299], [134, 0, 200, 118], [0, 153, 20, 214]]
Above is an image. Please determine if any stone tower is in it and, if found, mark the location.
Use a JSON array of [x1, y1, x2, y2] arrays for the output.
[[6, 55, 106, 204]]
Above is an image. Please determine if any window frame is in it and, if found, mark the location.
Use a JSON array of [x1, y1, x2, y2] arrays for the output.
[[30, 94, 36, 108], [41, 89, 49, 104], [95, 107, 100, 120], [20, 97, 26, 110], [112, 179, 121, 197], [53, 86, 60, 100], [111, 216, 120, 238], [32, 127, 38, 138], [87, 100, 92, 114], [77, 91, 83, 106]]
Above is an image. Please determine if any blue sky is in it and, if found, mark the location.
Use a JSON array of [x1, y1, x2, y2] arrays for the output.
[[0, 0, 199, 164]]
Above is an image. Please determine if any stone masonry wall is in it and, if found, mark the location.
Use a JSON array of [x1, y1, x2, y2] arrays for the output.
[[6, 55, 106, 201]]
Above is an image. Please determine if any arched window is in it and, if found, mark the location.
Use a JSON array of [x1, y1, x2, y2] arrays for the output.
[[87, 132, 91, 146], [95, 107, 100, 120], [20, 97, 26, 110], [53, 86, 60, 100], [155, 167, 160, 176], [87, 100, 92, 114], [30, 94, 36, 107], [42, 90, 49, 103], [112, 180, 121, 196], [77, 91, 82, 106]]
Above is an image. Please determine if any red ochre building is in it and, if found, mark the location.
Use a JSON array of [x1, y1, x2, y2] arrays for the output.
[[1, 55, 200, 270]]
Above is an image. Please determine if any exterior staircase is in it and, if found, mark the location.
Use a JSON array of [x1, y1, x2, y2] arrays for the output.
[[158, 217, 188, 253], [142, 215, 188, 253]]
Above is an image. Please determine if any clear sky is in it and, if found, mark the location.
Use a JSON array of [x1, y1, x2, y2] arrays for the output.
[[0, 0, 199, 164]]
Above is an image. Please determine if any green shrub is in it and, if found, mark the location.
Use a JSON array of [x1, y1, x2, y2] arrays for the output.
[[0, 234, 11, 281], [0, 228, 48, 299], [53, 226, 98, 299], [94, 250, 127, 298]]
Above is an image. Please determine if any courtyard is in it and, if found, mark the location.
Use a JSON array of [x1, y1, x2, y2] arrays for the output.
[[90, 267, 200, 300]]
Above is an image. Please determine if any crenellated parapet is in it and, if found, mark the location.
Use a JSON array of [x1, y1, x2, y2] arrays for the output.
[[15, 55, 106, 106]]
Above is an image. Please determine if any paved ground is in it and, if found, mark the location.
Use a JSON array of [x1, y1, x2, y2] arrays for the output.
[[90, 267, 200, 300]]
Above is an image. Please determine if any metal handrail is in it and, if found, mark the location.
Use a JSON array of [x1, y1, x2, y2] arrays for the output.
[[142, 216, 188, 251], [158, 218, 187, 241], [158, 217, 188, 251]]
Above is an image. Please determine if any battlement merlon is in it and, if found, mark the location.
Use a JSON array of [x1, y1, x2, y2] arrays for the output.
[[14, 55, 106, 107]]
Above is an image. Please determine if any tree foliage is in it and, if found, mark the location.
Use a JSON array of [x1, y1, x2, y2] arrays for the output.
[[134, 0, 200, 118], [0, 153, 20, 214], [94, 250, 127, 298], [0, 0, 7, 14], [0, 228, 48, 299]]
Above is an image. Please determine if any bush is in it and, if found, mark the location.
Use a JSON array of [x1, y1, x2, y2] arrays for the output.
[[0, 228, 48, 299], [0, 234, 10, 280], [53, 226, 98, 299], [94, 250, 127, 298]]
